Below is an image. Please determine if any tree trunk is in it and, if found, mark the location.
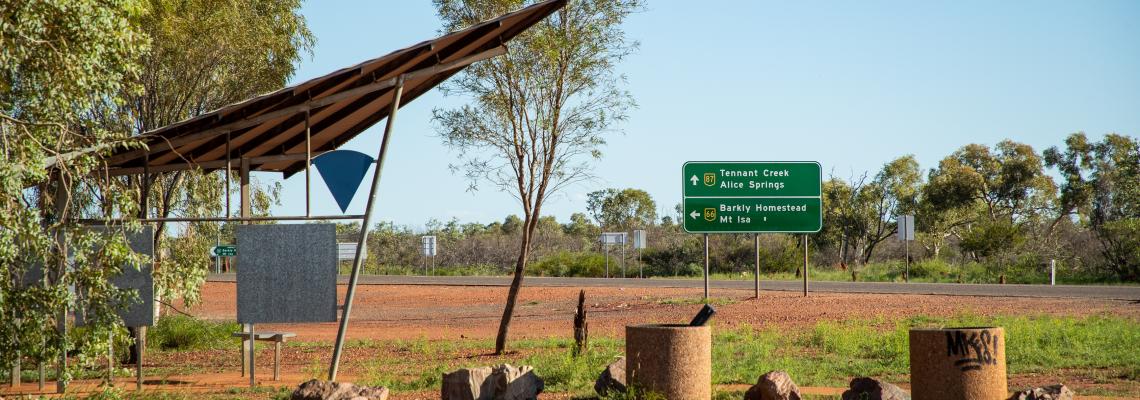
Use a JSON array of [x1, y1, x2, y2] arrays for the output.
[[573, 289, 588, 357], [494, 218, 535, 355]]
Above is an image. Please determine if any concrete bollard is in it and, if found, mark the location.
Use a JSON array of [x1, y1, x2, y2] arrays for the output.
[[910, 327, 1007, 400], [625, 324, 711, 400]]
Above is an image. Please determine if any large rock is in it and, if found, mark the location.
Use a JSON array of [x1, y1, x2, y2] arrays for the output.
[[744, 371, 802, 400], [493, 364, 543, 400], [594, 357, 627, 396], [1008, 384, 1074, 400], [841, 377, 909, 400], [442, 366, 497, 400], [441, 364, 543, 400], [291, 379, 389, 400]]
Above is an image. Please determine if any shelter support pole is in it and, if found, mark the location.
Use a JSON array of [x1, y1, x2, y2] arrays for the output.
[[305, 110, 311, 218], [329, 75, 405, 381], [240, 158, 251, 378], [703, 234, 710, 300], [225, 132, 231, 219], [136, 332, 143, 390], [141, 153, 149, 219], [803, 235, 809, 297], [130, 155, 149, 383], [754, 234, 760, 299], [9, 351, 17, 388], [248, 324, 255, 387], [107, 332, 113, 387], [241, 158, 250, 218], [54, 175, 70, 394]]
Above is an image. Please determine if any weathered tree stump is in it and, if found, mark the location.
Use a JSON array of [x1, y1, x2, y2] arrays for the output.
[[573, 290, 588, 356]]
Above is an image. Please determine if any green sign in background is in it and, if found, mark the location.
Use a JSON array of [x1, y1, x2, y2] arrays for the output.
[[683, 161, 822, 233], [212, 245, 237, 257], [683, 197, 822, 233], [683, 161, 821, 197]]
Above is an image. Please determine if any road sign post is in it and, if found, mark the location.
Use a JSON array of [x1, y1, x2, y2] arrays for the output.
[[897, 215, 915, 282], [633, 230, 646, 278], [704, 234, 710, 299], [600, 233, 626, 278], [754, 234, 760, 298], [1050, 259, 1056, 286], [683, 162, 822, 298], [421, 236, 437, 275], [803, 235, 809, 297]]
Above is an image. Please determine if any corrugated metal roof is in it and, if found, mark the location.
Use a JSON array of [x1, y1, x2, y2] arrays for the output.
[[100, 0, 565, 178]]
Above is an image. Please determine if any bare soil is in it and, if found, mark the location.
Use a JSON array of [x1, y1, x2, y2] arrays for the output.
[[186, 282, 1140, 341], [3, 282, 1137, 399]]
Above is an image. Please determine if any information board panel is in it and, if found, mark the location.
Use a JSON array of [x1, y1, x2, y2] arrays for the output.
[[683, 161, 822, 233], [236, 224, 337, 324], [74, 226, 155, 327]]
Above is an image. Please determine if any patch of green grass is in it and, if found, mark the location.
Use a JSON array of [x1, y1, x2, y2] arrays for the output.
[[713, 314, 1139, 387], [148, 315, 239, 351]]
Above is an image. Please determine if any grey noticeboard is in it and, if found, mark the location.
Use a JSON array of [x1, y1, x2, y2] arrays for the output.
[[76, 226, 155, 327], [236, 224, 337, 324], [19, 263, 44, 287], [109, 226, 155, 327]]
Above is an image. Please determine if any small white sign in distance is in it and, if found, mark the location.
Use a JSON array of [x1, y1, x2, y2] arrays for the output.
[[599, 232, 626, 245], [897, 215, 915, 241], [420, 235, 437, 256]]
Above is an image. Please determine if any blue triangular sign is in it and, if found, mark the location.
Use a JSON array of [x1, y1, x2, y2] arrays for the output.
[[312, 150, 374, 213]]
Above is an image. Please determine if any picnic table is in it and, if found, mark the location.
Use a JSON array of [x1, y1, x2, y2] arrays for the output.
[[232, 331, 296, 380]]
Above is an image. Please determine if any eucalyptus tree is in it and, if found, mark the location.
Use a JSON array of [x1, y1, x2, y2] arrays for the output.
[[925, 141, 1056, 279], [94, 0, 312, 310], [859, 156, 922, 265], [2, 0, 149, 384], [83, 0, 311, 364], [926, 141, 1056, 224], [587, 188, 657, 230], [818, 157, 922, 280], [1045, 133, 1140, 281], [433, 0, 641, 353]]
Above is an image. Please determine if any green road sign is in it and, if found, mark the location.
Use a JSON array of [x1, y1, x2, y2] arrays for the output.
[[683, 161, 822, 233], [212, 245, 237, 257]]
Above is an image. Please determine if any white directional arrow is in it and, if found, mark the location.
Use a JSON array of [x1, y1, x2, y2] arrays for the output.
[[690, 175, 699, 185], [689, 210, 700, 220]]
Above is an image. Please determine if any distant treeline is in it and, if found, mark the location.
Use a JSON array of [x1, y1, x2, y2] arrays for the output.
[[331, 133, 1139, 283]]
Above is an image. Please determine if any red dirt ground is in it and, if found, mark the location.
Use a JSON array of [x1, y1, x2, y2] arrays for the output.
[[185, 282, 1139, 342], [4, 282, 1137, 399]]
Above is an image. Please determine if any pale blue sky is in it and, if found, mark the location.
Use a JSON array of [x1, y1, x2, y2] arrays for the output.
[[265, 1, 1140, 229]]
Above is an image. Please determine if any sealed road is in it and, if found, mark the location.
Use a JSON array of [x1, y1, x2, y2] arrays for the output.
[[207, 274, 1140, 300]]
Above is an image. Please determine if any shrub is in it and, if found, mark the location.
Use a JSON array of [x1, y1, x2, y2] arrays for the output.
[[529, 251, 607, 277], [148, 315, 239, 351], [909, 258, 954, 279]]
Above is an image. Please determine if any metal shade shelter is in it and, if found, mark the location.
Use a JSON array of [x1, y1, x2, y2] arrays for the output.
[[96, 0, 564, 179], [41, 0, 566, 388]]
